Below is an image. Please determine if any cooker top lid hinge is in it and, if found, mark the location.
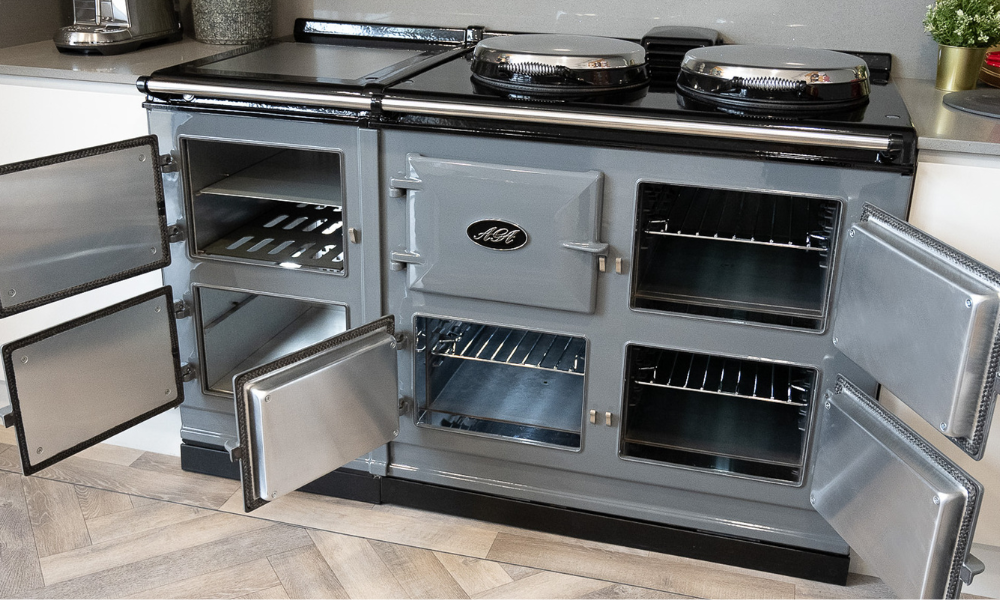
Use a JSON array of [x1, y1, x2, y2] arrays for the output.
[[0, 405, 15, 429]]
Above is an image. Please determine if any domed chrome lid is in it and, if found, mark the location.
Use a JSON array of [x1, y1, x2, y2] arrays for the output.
[[680, 45, 869, 85], [473, 34, 646, 71]]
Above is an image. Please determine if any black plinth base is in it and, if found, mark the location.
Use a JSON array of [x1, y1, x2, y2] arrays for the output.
[[180, 441, 849, 585]]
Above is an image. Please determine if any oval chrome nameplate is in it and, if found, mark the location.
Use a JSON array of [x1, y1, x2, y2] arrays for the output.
[[467, 219, 528, 251]]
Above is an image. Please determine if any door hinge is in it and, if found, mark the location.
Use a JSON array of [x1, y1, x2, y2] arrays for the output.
[[392, 333, 408, 350], [173, 300, 191, 319], [223, 439, 243, 463], [0, 405, 15, 429], [180, 363, 196, 382], [167, 222, 186, 243], [388, 175, 422, 198], [398, 397, 410, 415], [158, 154, 178, 173]]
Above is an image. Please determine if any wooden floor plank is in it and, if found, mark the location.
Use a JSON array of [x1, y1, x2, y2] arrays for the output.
[[27, 522, 312, 599], [221, 488, 498, 558], [75, 445, 145, 467], [22, 478, 91, 559], [498, 563, 539, 581], [434, 552, 514, 597], [127, 451, 184, 474], [0, 471, 44, 596], [308, 530, 409, 599], [581, 583, 690, 599], [40, 511, 270, 585], [370, 541, 469, 599], [487, 531, 795, 599], [472, 571, 612, 599], [23, 453, 239, 510], [266, 544, 349, 599], [74, 487, 133, 520], [127, 556, 281, 599], [794, 573, 894, 599], [0, 444, 22, 472], [85, 499, 208, 545], [239, 585, 290, 600]]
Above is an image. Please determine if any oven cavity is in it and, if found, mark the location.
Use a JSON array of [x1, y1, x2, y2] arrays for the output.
[[631, 183, 841, 330], [414, 317, 586, 449], [621, 345, 815, 483], [197, 286, 348, 396], [184, 139, 345, 273]]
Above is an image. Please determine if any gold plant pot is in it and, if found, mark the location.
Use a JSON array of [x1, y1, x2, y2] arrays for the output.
[[935, 44, 988, 91]]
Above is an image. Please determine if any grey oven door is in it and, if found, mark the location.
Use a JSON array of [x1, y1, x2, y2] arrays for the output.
[[0, 135, 180, 476], [231, 315, 399, 512], [391, 153, 607, 313], [831, 204, 1000, 460], [811, 376, 983, 600]]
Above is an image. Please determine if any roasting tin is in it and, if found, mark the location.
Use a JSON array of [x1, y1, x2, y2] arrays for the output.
[[470, 34, 650, 97], [676, 45, 871, 115]]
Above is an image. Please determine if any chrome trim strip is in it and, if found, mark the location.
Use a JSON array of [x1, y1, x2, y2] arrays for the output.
[[143, 79, 372, 110], [381, 97, 893, 151]]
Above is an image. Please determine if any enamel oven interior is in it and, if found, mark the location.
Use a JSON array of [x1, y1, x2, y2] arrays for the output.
[[183, 139, 346, 274], [632, 182, 842, 330], [196, 286, 348, 397], [414, 316, 586, 450]]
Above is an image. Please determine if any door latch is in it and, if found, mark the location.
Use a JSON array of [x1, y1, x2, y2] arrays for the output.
[[158, 154, 178, 173], [388, 175, 422, 198], [390, 250, 423, 271], [961, 554, 986, 585]]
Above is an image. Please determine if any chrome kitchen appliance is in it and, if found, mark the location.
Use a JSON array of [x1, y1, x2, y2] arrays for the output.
[[1, 21, 998, 599], [54, 0, 182, 55]]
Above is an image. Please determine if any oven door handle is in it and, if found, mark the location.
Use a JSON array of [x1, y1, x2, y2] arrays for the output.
[[561, 241, 609, 254]]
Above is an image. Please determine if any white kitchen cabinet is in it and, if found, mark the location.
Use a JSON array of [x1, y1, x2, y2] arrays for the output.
[[0, 74, 179, 456]]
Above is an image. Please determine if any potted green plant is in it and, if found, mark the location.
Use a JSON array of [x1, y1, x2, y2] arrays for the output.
[[924, 0, 1000, 90]]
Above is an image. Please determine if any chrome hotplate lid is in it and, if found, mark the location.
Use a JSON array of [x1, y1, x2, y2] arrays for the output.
[[676, 45, 871, 116], [470, 34, 650, 99], [473, 34, 646, 70]]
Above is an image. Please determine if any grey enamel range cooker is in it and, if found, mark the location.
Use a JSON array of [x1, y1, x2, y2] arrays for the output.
[[1, 21, 997, 599]]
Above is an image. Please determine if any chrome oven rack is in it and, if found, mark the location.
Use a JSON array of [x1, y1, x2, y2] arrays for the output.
[[633, 348, 814, 407], [419, 320, 586, 375], [641, 188, 838, 253]]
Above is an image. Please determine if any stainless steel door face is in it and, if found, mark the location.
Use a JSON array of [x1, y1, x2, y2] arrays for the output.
[[2, 287, 183, 475], [0, 136, 169, 317], [395, 154, 606, 313], [832, 203, 1000, 460], [233, 316, 398, 512], [812, 376, 983, 599]]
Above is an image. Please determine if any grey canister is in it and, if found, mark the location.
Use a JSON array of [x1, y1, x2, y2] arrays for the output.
[[192, 0, 272, 44]]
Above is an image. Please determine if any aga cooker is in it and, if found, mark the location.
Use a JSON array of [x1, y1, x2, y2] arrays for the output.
[[1, 20, 997, 599]]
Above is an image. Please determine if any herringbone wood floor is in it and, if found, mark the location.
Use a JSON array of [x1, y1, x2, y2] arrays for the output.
[[0, 426, 908, 599]]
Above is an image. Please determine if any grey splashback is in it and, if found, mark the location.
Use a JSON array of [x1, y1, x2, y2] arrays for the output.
[[269, 0, 939, 80]]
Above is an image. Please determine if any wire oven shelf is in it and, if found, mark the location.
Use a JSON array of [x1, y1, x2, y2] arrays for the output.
[[640, 186, 838, 252], [201, 204, 345, 271], [419, 321, 586, 376], [632, 348, 814, 407]]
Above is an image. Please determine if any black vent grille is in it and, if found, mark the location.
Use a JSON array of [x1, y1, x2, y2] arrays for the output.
[[641, 26, 723, 87]]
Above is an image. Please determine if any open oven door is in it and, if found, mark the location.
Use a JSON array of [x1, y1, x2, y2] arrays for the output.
[[811, 202, 1000, 598], [229, 315, 399, 512], [811, 376, 983, 599], [0, 136, 184, 475]]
